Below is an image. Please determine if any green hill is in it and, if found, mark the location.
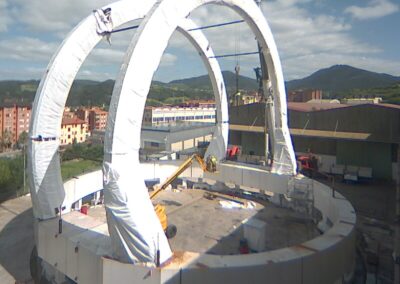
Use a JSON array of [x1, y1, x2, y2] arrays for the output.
[[286, 65, 400, 93], [169, 71, 258, 91], [1, 65, 399, 106], [0, 71, 258, 107]]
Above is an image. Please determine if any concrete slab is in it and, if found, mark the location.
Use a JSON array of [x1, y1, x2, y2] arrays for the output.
[[0, 195, 34, 283], [87, 189, 320, 256]]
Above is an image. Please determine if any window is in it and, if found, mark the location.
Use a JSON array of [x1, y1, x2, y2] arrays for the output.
[[150, 142, 159, 147], [153, 117, 164, 122]]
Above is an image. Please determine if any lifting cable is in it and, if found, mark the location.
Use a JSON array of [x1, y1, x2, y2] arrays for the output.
[[209, 51, 259, 59], [111, 24, 139, 34], [188, 19, 244, 31], [110, 19, 244, 34]]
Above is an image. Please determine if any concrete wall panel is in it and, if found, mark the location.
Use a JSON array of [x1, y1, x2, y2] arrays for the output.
[[102, 258, 160, 284], [48, 161, 355, 284]]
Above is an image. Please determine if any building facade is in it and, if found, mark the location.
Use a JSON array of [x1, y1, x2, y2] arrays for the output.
[[60, 117, 88, 146], [229, 102, 400, 181], [0, 104, 31, 147], [143, 106, 216, 124], [76, 107, 108, 132], [89, 108, 108, 131], [288, 90, 322, 102]]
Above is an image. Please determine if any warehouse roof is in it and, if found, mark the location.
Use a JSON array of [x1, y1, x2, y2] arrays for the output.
[[61, 117, 86, 125], [288, 102, 350, 112], [288, 102, 400, 112]]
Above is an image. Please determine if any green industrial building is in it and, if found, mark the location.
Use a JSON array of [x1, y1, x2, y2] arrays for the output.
[[229, 102, 400, 181]]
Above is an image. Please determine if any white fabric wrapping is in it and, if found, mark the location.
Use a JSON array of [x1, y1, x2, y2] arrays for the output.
[[176, 23, 229, 161], [106, 0, 296, 175], [103, 18, 228, 264], [28, 0, 155, 220], [29, 0, 296, 266], [103, 159, 171, 263], [93, 8, 113, 35], [28, 0, 228, 264], [105, 0, 296, 262]]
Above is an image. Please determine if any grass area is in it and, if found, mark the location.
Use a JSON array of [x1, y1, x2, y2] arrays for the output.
[[336, 83, 400, 104], [61, 159, 102, 181]]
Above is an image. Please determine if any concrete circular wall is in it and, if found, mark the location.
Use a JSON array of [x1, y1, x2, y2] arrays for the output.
[[62, 161, 356, 284]]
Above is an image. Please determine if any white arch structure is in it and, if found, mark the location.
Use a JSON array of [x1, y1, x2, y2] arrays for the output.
[[104, 0, 296, 264], [28, 0, 228, 259], [28, 1, 227, 218], [28, 0, 297, 266]]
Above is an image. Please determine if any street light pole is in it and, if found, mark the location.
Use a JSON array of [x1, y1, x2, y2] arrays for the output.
[[23, 144, 26, 194], [395, 143, 400, 283]]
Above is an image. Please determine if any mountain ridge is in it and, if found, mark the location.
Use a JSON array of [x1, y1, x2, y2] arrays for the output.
[[0, 65, 399, 106], [286, 64, 400, 93]]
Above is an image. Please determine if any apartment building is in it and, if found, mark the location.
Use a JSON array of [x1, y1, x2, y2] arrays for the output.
[[288, 89, 322, 102], [60, 117, 88, 145], [89, 108, 107, 131], [0, 104, 31, 146], [76, 107, 108, 132], [76, 108, 91, 125]]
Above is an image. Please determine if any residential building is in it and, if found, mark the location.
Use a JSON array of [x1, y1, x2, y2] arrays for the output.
[[0, 104, 31, 146], [63, 107, 76, 119], [241, 92, 262, 105], [76, 108, 91, 125], [177, 100, 216, 108], [76, 107, 108, 132], [288, 89, 322, 102], [60, 117, 88, 145], [89, 108, 108, 131]]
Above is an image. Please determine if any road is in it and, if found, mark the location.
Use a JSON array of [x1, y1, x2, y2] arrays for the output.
[[0, 195, 34, 283]]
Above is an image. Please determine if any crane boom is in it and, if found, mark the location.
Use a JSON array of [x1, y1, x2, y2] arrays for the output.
[[150, 154, 208, 200]]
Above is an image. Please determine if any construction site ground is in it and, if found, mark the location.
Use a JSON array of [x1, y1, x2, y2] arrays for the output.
[[88, 188, 320, 255], [0, 179, 396, 283], [317, 177, 397, 284]]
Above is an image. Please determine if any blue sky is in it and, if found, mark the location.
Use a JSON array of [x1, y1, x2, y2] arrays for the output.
[[0, 0, 399, 82]]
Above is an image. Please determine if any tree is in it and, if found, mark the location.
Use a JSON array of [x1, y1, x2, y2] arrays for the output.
[[0, 159, 12, 190], [1, 129, 13, 150], [17, 131, 28, 149]]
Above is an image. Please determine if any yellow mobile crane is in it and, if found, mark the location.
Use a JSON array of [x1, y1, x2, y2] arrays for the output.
[[150, 154, 216, 238]]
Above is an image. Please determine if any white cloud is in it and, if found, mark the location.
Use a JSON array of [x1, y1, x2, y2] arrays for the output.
[[0, 66, 45, 80], [1, 0, 399, 82], [0, 37, 58, 61], [160, 53, 177, 67], [0, 0, 11, 32], [344, 0, 399, 21], [76, 69, 115, 81], [9, 0, 112, 33], [261, 0, 393, 79], [86, 46, 126, 66], [284, 53, 400, 79], [175, 1, 392, 79]]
